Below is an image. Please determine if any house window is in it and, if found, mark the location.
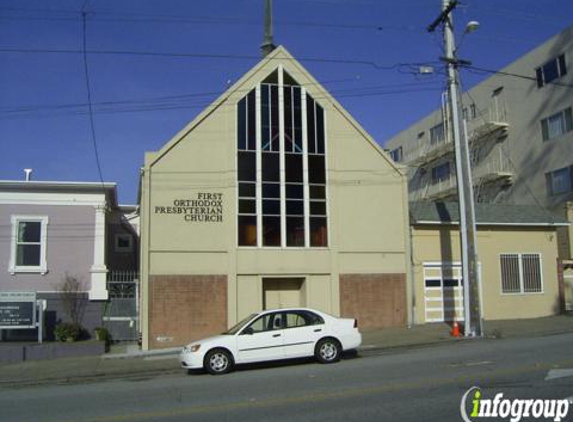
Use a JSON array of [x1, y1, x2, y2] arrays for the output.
[[115, 233, 133, 252], [541, 107, 573, 141], [237, 67, 328, 248], [430, 123, 445, 145], [431, 162, 451, 183], [536, 54, 567, 88], [389, 147, 403, 163], [9, 216, 48, 274], [545, 166, 573, 196], [500, 253, 542, 294]]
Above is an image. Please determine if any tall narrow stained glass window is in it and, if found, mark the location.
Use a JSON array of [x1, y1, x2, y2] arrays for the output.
[[237, 67, 328, 247], [237, 89, 257, 246]]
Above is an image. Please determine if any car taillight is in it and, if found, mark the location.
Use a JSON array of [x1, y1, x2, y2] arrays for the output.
[[354, 319, 358, 328]]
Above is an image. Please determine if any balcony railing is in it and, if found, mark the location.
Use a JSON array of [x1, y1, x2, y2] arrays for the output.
[[402, 104, 509, 167], [466, 105, 509, 145], [403, 137, 453, 167], [408, 150, 513, 201]]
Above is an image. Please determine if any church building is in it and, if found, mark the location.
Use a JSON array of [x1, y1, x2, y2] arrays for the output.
[[138, 42, 410, 349]]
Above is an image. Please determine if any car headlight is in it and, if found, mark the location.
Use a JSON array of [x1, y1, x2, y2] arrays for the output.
[[183, 344, 201, 353], [189, 344, 201, 353]]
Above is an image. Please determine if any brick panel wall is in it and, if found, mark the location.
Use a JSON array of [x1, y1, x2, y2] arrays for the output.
[[340, 273, 406, 328], [149, 275, 227, 349]]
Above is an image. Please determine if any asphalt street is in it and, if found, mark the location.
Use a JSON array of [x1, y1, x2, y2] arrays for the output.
[[2, 333, 573, 422]]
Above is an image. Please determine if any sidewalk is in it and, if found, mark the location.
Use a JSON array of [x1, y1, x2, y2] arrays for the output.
[[1, 314, 572, 388]]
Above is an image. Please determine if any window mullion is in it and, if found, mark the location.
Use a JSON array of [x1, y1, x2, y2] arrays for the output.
[[322, 108, 330, 247], [256, 84, 263, 248], [518, 253, 524, 293], [278, 66, 286, 248], [301, 88, 310, 248]]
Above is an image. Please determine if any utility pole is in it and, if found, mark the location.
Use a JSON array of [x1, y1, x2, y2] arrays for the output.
[[428, 0, 483, 337]]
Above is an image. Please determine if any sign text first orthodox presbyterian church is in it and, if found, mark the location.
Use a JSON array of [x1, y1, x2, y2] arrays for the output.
[[154, 192, 223, 223]]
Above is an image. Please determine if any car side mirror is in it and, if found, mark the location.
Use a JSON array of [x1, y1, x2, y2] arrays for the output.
[[242, 327, 254, 335]]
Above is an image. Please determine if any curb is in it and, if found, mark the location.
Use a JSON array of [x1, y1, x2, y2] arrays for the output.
[[102, 347, 180, 360], [3, 329, 573, 388]]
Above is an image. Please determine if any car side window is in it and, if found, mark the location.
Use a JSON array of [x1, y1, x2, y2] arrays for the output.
[[285, 312, 307, 329], [245, 313, 283, 333], [284, 311, 325, 329], [304, 311, 325, 326]]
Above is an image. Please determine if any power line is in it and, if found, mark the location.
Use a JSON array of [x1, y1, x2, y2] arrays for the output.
[[0, 46, 433, 71], [462, 64, 573, 89], [0, 7, 421, 32], [0, 81, 440, 115], [0, 86, 442, 120], [81, 8, 105, 186]]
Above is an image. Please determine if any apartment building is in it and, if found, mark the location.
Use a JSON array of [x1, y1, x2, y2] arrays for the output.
[[386, 26, 573, 258]]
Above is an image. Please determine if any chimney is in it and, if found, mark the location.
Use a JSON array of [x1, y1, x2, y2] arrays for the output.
[[260, 0, 276, 58], [24, 169, 33, 182]]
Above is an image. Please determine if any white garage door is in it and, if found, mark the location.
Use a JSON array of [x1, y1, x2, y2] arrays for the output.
[[424, 263, 465, 323]]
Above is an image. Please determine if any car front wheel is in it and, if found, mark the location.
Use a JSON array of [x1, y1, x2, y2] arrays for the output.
[[205, 349, 233, 375], [315, 338, 341, 364]]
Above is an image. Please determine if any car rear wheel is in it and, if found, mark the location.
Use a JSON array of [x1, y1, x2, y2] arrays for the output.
[[205, 349, 233, 375], [315, 338, 341, 364]]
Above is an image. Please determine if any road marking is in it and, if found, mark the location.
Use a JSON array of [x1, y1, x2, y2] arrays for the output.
[[545, 368, 573, 381], [466, 361, 492, 367], [448, 361, 492, 368]]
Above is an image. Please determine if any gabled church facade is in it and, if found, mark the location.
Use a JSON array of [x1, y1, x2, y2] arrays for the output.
[[139, 47, 410, 349]]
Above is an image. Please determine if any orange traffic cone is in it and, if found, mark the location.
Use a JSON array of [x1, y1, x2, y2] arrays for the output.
[[451, 320, 460, 337]]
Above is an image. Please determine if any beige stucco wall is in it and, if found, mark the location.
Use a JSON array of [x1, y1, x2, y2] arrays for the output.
[[139, 47, 410, 349], [412, 225, 561, 324]]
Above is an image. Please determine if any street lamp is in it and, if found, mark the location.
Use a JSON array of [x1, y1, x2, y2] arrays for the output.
[[465, 21, 480, 34]]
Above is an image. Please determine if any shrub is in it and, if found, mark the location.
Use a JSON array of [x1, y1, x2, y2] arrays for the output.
[[54, 322, 82, 342], [94, 327, 111, 342], [57, 274, 87, 326]]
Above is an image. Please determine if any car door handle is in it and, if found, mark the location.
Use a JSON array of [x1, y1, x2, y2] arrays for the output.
[[273, 333, 281, 338], [314, 329, 322, 332]]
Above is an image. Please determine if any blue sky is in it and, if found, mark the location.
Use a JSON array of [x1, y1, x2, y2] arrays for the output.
[[1, 0, 571, 203]]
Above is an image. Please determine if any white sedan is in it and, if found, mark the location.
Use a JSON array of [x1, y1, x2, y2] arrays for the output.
[[180, 308, 362, 375]]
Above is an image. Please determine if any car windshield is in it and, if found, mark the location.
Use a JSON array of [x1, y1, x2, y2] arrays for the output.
[[223, 313, 258, 335]]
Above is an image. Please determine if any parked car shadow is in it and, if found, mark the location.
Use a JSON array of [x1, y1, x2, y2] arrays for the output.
[[186, 349, 360, 376]]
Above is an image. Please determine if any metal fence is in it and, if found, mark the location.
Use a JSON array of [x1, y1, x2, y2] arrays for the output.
[[104, 271, 139, 342]]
